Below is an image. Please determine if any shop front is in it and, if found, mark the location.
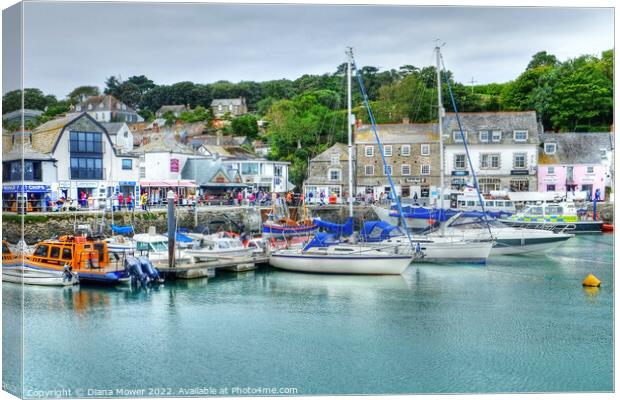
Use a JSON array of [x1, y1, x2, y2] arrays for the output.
[[2, 184, 52, 212], [139, 180, 197, 206]]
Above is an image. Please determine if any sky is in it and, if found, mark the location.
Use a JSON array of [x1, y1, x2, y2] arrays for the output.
[[2, 1, 615, 98]]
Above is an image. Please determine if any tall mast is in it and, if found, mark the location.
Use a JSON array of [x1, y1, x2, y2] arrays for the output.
[[435, 45, 445, 236], [346, 47, 354, 218]]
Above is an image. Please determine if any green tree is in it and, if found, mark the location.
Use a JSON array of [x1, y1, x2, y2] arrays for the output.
[[230, 114, 259, 139], [2, 88, 49, 114], [67, 85, 100, 104], [526, 51, 559, 70]]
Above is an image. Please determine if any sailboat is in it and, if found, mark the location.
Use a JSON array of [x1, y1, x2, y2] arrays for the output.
[[269, 48, 415, 275], [354, 45, 493, 263]]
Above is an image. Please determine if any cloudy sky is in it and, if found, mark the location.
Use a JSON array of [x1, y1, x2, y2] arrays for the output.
[[3, 2, 614, 98]]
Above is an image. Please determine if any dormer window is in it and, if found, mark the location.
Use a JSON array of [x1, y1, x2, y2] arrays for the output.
[[99, 102, 104, 109], [491, 130, 502, 142], [600, 149, 608, 159], [88, 104, 93, 110], [122, 104, 127, 110], [544, 143, 557, 155], [452, 130, 467, 142], [331, 154, 340, 165], [76, 105, 82, 111], [513, 130, 528, 142], [479, 130, 489, 142], [116, 103, 121, 110]]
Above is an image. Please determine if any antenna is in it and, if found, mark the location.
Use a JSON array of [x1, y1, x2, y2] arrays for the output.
[[468, 77, 478, 94]]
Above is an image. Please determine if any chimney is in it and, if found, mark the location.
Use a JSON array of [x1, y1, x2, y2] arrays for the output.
[[153, 123, 159, 133], [402, 117, 410, 124]]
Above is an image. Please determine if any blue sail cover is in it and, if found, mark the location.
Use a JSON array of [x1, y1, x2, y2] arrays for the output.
[[389, 207, 511, 221], [164, 232, 194, 243], [313, 217, 353, 237], [302, 232, 340, 251], [111, 224, 133, 235], [360, 221, 403, 242]]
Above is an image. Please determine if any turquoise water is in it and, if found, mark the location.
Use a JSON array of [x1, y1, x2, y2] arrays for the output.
[[3, 235, 614, 396]]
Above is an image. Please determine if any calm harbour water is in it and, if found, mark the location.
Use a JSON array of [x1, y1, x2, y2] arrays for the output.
[[3, 234, 614, 396]]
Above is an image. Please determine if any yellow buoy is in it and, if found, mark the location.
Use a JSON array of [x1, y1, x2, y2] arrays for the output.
[[582, 274, 601, 287]]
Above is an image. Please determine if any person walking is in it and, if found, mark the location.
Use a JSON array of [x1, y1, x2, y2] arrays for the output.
[[117, 192, 124, 211], [140, 192, 148, 211], [126, 193, 133, 211]]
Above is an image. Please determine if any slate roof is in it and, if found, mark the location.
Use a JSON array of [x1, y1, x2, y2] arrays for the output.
[[182, 158, 249, 188], [31, 113, 83, 154], [2, 108, 44, 120], [3, 133, 56, 162], [355, 123, 439, 144], [77, 95, 137, 114], [191, 135, 249, 147], [138, 132, 197, 155], [443, 111, 539, 145], [310, 143, 355, 162], [538, 132, 613, 165], [211, 98, 245, 107], [100, 122, 125, 135], [156, 105, 189, 114]]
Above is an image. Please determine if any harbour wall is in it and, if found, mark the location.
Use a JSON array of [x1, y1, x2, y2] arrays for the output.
[[1, 205, 377, 244]]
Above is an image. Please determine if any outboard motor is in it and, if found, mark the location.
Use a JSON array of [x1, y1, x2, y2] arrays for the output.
[[125, 256, 149, 288], [63, 265, 75, 283], [138, 256, 162, 283]]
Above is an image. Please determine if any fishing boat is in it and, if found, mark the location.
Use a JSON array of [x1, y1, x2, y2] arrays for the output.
[[499, 201, 603, 234], [262, 193, 318, 239], [24, 236, 130, 285], [269, 48, 416, 275]]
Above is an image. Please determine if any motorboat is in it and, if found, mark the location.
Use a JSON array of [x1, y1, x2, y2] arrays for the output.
[[2, 240, 78, 286], [24, 236, 129, 285], [499, 202, 603, 234], [429, 212, 573, 255], [133, 232, 193, 268], [183, 231, 254, 261]]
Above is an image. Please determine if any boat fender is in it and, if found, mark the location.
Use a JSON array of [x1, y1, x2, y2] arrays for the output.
[[138, 256, 161, 281], [582, 274, 601, 287]]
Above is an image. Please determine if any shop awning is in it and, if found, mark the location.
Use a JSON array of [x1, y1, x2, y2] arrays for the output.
[[139, 180, 197, 188]]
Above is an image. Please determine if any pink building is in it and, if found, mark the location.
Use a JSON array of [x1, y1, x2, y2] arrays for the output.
[[537, 133, 612, 200]]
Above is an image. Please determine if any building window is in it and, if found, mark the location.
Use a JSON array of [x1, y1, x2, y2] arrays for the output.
[[384, 145, 392, 157], [420, 144, 430, 156], [122, 159, 132, 170], [479, 130, 489, 142], [274, 165, 283, 177], [383, 165, 393, 176], [329, 186, 341, 198], [241, 163, 259, 175], [491, 130, 502, 142], [600, 149, 608, 159], [139, 167, 146, 178], [544, 143, 557, 155], [454, 154, 467, 170], [365, 165, 374, 176], [586, 166, 594, 174], [2, 161, 42, 182], [510, 179, 529, 192], [453, 130, 467, 142], [401, 164, 411, 176], [546, 184, 556, 191], [70, 157, 103, 179], [70, 131, 103, 180], [328, 169, 341, 181], [76, 105, 81, 111], [478, 178, 501, 193], [365, 146, 374, 157], [547, 166, 555, 174], [331, 154, 340, 165], [513, 130, 528, 142], [401, 145, 411, 156], [513, 153, 526, 169], [480, 154, 500, 169], [421, 165, 430, 175], [88, 104, 93, 110]]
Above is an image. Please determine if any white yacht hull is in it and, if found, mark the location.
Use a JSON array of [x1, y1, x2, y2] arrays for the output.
[[378, 237, 493, 264], [2, 266, 78, 286], [185, 247, 254, 261], [269, 249, 412, 275]]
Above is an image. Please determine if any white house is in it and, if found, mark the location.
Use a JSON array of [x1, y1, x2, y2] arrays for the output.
[[75, 95, 143, 123], [222, 158, 291, 193], [443, 111, 539, 194], [31, 112, 140, 203], [101, 122, 134, 152]]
